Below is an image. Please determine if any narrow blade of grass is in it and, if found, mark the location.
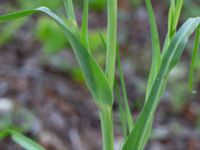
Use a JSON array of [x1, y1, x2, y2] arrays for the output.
[[0, 7, 113, 107], [122, 17, 200, 150], [188, 26, 200, 91], [174, 0, 184, 32], [114, 79, 127, 139], [143, 0, 162, 146], [0, 130, 45, 150], [162, 0, 183, 56], [145, 0, 161, 101], [162, 0, 176, 54], [116, 48, 133, 132], [81, 0, 90, 51]]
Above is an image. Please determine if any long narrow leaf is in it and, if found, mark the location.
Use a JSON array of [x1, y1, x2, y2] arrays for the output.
[[0, 130, 45, 150], [81, 0, 90, 51], [143, 0, 162, 146], [188, 26, 200, 90], [174, 0, 184, 32], [122, 17, 200, 150], [162, 0, 184, 56], [0, 7, 113, 107], [145, 0, 161, 100], [114, 79, 127, 139], [116, 49, 133, 132]]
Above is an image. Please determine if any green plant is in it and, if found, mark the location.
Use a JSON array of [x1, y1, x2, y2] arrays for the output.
[[0, 129, 45, 150], [0, 0, 199, 150]]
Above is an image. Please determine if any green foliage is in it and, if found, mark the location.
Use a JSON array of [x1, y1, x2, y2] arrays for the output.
[[188, 27, 200, 90], [116, 49, 133, 133], [0, 2, 114, 149], [121, 0, 200, 149], [0, 0, 200, 150], [122, 17, 200, 150], [0, 129, 45, 150]]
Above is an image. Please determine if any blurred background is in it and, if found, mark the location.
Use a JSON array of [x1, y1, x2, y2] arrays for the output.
[[0, 0, 200, 149]]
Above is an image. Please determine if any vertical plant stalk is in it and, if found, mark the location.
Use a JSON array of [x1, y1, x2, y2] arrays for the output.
[[99, 106, 114, 150], [105, 0, 117, 88], [100, 1, 117, 149]]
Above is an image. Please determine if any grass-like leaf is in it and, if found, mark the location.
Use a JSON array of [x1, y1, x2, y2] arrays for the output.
[[145, 0, 161, 101], [0, 7, 113, 107], [143, 0, 162, 146], [81, 0, 90, 51], [116, 49, 133, 132], [0, 130, 45, 150], [122, 17, 200, 150], [188, 26, 200, 91], [114, 79, 127, 139], [162, 0, 183, 55]]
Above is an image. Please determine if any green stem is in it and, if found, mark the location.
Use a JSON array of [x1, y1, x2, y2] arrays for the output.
[[105, 0, 117, 88], [99, 106, 114, 150]]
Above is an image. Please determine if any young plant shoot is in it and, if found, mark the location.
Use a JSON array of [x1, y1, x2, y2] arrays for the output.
[[0, 0, 199, 150]]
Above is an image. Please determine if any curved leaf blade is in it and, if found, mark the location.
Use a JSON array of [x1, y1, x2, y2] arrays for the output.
[[0, 130, 45, 150], [122, 17, 200, 150], [0, 7, 113, 106]]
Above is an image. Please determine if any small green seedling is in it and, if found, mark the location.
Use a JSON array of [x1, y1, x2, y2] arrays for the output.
[[0, 0, 199, 150]]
